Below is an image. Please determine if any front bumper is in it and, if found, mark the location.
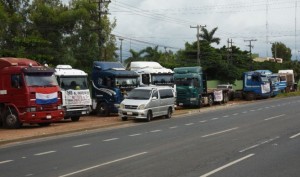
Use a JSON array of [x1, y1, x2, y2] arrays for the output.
[[118, 108, 148, 119]]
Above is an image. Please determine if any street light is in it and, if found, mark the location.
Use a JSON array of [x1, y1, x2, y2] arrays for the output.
[[119, 38, 124, 64]]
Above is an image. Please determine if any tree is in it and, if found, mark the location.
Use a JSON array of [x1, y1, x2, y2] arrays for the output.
[[271, 42, 292, 62], [199, 27, 220, 45]]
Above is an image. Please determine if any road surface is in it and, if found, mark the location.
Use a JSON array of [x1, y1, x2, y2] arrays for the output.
[[0, 96, 300, 177]]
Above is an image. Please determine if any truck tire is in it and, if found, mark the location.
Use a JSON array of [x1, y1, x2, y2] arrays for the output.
[[71, 116, 80, 122], [208, 95, 213, 107], [3, 108, 22, 129], [96, 102, 110, 117], [146, 110, 152, 122], [122, 117, 128, 121], [245, 92, 255, 101], [223, 93, 229, 103], [165, 107, 172, 119]]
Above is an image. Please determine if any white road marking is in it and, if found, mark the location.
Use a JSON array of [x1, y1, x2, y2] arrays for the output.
[[265, 106, 270, 109], [199, 120, 207, 123], [59, 152, 148, 177], [150, 130, 162, 133], [34, 151, 56, 156], [201, 127, 239, 138], [222, 115, 228, 118], [211, 118, 219, 120], [264, 114, 285, 121], [199, 154, 255, 177], [129, 133, 142, 137], [290, 133, 300, 139], [0, 160, 13, 164], [185, 123, 194, 126], [250, 110, 255, 112], [73, 144, 90, 148], [242, 111, 248, 114], [169, 126, 178, 129], [103, 138, 119, 142], [239, 136, 280, 153], [257, 108, 263, 111], [232, 113, 239, 116]]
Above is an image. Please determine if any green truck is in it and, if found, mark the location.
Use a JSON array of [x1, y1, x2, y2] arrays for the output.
[[174, 66, 229, 107]]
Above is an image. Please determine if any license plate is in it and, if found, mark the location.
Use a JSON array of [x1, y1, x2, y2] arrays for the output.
[[127, 112, 133, 115], [46, 115, 52, 119], [82, 111, 86, 115]]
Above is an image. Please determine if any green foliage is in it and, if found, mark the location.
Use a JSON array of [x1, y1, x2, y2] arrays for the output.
[[271, 42, 292, 61]]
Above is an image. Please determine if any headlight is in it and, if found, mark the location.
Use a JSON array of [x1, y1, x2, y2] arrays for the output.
[[120, 103, 125, 109], [26, 107, 36, 112], [57, 105, 63, 110], [138, 104, 145, 110]]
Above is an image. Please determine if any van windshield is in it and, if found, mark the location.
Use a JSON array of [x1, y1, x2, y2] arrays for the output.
[[25, 73, 58, 86], [127, 89, 151, 100]]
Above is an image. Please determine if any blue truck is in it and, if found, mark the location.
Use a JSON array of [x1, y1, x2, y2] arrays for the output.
[[242, 71, 273, 100], [254, 70, 282, 97], [91, 61, 139, 116]]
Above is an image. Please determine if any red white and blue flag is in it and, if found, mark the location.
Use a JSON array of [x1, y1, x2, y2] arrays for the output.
[[36, 87, 58, 105]]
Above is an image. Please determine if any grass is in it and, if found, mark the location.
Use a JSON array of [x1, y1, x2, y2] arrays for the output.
[[276, 90, 300, 98]]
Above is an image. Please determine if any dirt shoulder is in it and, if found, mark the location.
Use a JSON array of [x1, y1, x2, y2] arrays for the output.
[[0, 101, 244, 146]]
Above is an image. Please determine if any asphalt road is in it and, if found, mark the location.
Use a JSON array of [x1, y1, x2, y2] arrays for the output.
[[0, 96, 300, 177]]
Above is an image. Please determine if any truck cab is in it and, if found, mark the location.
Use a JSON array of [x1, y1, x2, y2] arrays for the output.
[[91, 61, 139, 116], [242, 71, 272, 100], [254, 70, 280, 97], [55, 65, 92, 121], [129, 61, 175, 88], [0, 57, 64, 128]]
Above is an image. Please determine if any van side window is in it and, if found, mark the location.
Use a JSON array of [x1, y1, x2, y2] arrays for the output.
[[11, 74, 22, 89], [152, 90, 158, 98], [159, 89, 173, 99]]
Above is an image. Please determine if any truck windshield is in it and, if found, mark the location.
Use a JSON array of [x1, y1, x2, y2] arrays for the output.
[[261, 76, 269, 82], [152, 74, 174, 85], [25, 73, 58, 86], [58, 76, 89, 90], [115, 78, 137, 88], [175, 78, 194, 86], [127, 89, 151, 100]]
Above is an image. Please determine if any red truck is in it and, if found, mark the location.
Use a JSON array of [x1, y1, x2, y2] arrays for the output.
[[0, 57, 64, 128]]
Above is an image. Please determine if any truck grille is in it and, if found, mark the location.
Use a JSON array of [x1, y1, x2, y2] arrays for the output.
[[125, 105, 138, 109]]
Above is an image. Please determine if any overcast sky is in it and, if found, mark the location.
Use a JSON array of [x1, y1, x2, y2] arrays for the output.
[[64, 0, 300, 60]]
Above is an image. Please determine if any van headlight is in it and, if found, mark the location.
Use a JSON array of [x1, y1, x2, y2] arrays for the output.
[[120, 103, 125, 109], [138, 104, 145, 110], [57, 105, 62, 110], [26, 107, 36, 112]]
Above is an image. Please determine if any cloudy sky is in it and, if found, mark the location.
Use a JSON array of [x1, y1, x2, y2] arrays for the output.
[[64, 0, 300, 60]]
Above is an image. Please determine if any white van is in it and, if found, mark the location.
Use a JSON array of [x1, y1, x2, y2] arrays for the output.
[[119, 86, 175, 121]]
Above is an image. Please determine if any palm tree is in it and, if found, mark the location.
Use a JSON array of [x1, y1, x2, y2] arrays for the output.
[[124, 49, 144, 69], [199, 27, 220, 45]]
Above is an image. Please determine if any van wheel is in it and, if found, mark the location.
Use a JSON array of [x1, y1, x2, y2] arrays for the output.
[[146, 111, 152, 122], [71, 116, 80, 122], [97, 102, 110, 117], [165, 107, 172, 119], [208, 95, 213, 106], [4, 108, 21, 129], [122, 117, 128, 121]]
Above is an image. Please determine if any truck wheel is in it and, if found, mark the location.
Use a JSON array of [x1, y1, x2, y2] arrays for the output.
[[71, 116, 80, 122], [246, 93, 255, 101], [223, 93, 229, 103], [97, 102, 110, 117], [122, 117, 128, 121], [165, 107, 172, 119], [4, 108, 21, 129], [208, 95, 213, 107], [38, 123, 51, 127], [146, 111, 152, 122]]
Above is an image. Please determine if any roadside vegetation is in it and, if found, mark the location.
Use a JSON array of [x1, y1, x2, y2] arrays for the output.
[[0, 0, 299, 84]]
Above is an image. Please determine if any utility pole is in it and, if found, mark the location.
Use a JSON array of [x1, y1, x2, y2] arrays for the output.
[[227, 38, 234, 64], [90, 0, 111, 60], [190, 25, 206, 65], [119, 38, 124, 64], [244, 39, 257, 70]]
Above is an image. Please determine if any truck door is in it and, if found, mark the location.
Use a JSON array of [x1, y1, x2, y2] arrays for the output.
[[10, 74, 26, 109]]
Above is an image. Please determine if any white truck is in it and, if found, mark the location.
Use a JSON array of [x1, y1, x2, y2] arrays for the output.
[[129, 61, 175, 88], [278, 70, 297, 92], [55, 65, 92, 121]]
